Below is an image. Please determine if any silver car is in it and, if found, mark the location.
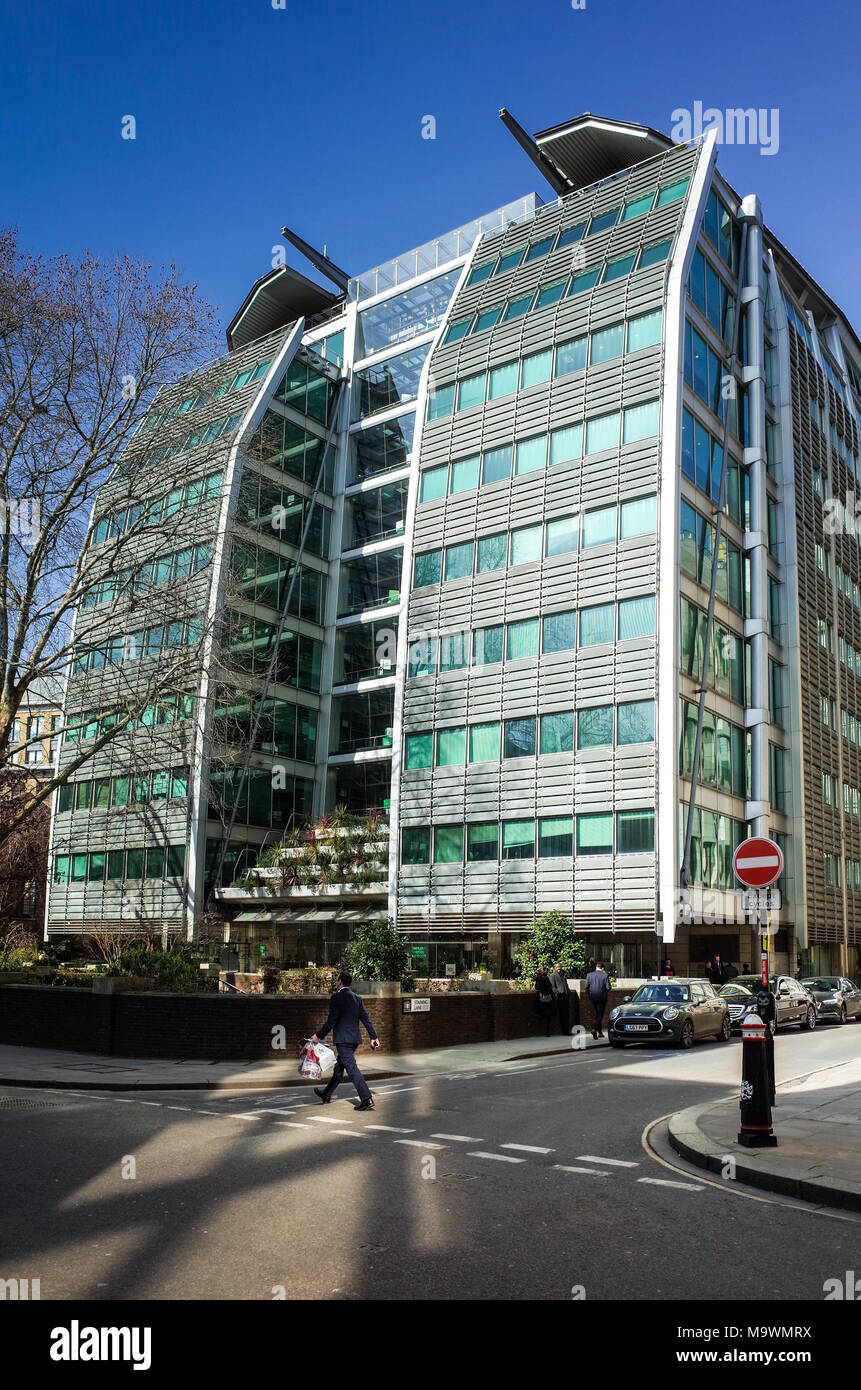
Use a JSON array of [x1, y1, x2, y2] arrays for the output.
[[801, 976, 861, 1025]]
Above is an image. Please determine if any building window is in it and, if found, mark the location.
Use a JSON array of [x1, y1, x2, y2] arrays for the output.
[[444, 542, 474, 582], [414, 551, 441, 588], [469, 723, 500, 763], [582, 505, 616, 548], [503, 718, 536, 759], [402, 827, 430, 865], [434, 825, 463, 864], [577, 814, 613, 855], [476, 533, 507, 573], [506, 619, 539, 660], [545, 516, 579, 556], [542, 611, 577, 653], [420, 466, 447, 502], [539, 817, 573, 858], [510, 525, 542, 565], [467, 823, 498, 861], [619, 595, 656, 640], [540, 712, 574, 754], [502, 820, 535, 860], [617, 810, 655, 852], [618, 701, 655, 744], [405, 734, 432, 770], [579, 604, 615, 647], [436, 727, 466, 767]]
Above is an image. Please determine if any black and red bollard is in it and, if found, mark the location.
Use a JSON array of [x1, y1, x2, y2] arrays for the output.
[[737, 1013, 777, 1147]]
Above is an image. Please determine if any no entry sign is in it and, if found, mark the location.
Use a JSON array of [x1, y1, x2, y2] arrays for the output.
[[733, 836, 784, 889]]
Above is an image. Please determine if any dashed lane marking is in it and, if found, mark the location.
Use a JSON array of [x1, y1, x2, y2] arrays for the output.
[[468, 1151, 526, 1164], [371, 1086, 421, 1095], [366, 1125, 415, 1133], [331, 1129, 367, 1137], [576, 1155, 640, 1168], [638, 1176, 704, 1191], [275, 1122, 313, 1130], [501, 1143, 555, 1154], [309, 1115, 350, 1124], [430, 1134, 485, 1143], [554, 1165, 612, 1177], [166, 1105, 192, 1112], [394, 1139, 448, 1149]]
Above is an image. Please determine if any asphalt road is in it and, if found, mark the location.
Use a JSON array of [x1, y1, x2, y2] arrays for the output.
[[2, 1023, 861, 1301]]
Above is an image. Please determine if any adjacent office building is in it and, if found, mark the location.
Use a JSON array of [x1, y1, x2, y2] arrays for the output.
[[46, 113, 861, 981]]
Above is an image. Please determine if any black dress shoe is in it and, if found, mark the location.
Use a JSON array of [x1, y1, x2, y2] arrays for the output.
[[314, 1087, 331, 1104], [355, 1098, 375, 1111]]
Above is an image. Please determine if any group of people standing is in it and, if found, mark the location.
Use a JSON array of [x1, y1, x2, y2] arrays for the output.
[[535, 960, 612, 1040]]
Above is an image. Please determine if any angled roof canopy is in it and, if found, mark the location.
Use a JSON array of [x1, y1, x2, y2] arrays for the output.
[[503, 110, 674, 196], [227, 264, 342, 352]]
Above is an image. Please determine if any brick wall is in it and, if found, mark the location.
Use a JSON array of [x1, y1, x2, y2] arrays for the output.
[[0, 986, 578, 1060]]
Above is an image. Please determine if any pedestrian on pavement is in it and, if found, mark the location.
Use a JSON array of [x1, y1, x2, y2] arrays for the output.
[[535, 968, 554, 1037], [710, 954, 726, 986], [662, 957, 675, 978], [549, 961, 571, 1035], [585, 961, 611, 1038], [310, 970, 380, 1111], [456, 955, 468, 976], [704, 958, 714, 983], [742, 963, 750, 974]]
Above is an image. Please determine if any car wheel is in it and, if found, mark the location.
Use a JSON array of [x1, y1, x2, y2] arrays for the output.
[[678, 1020, 694, 1049], [800, 1004, 816, 1031], [609, 1039, 625, 1049], [718, 1015, 732, 1042]]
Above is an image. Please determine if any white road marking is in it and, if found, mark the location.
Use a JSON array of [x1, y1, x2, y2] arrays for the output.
[[576, 1155, 640, 1168], [366, 1125, 415, 1133], [468, 1151, 525, 1164], [166, 1105, 192, 1112], [276, 1122, 312, 1130], [372, 1086, 421, 1095], [394, 1139, 448, 1149], [638, 1176, 704, 1191], [109, 1098, 135, 1103], [140, 1102, 163, 1107], [331, 1129, 367, 1137], [310, 1115, 350, 1124], [255, 1109, 300, 1117], [493, 1067, 543, 1077], [554, 1165, 612, 1177], [231, 1114, 261, 1121], [501, 1143, 555, 1154], [196, 1110, 222, 1116], [430, 1134, 484, 1143]]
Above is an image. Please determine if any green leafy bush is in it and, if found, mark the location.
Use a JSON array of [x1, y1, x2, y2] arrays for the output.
[[340, 916, 410, 982], [511, 911, 588, 982], [105, 946, 200, 992]]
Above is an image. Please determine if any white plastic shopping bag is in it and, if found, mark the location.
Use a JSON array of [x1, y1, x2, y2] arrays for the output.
[[298, 1039, 336, 1081]]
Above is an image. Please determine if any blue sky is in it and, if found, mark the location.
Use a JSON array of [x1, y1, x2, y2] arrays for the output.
[[1, 0, 859, 338]]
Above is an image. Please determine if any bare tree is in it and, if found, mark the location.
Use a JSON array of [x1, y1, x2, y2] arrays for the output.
[[0, 228, 221, 843], [0, 766, 50, 920]]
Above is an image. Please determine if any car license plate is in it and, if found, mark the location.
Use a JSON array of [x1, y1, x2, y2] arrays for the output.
[[626, 1024, 649, 1031]]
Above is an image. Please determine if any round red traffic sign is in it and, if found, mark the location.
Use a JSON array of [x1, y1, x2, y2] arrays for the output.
[[732, 836, 784, 889]]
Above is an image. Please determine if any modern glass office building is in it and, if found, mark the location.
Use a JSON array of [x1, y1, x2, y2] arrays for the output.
[[46, 113, 861, 982]]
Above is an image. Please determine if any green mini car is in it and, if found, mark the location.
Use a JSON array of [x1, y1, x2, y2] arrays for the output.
[[608, 978, 731, 1049]]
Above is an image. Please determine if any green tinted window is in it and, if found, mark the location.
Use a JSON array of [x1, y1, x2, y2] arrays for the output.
[[540, 711, 574, 753], [472, 308, 501, 334], [520, 349, 552, 388], [627, 310, 662, 352], [638, 240, 672, 269], [656, 178, 688, 207], [555, 336, 587, 376], [436, 727, 466, 766], [503, 294, 533, 321], [542, 611, 577, 653], [549, 424, 582, 466], [434, 825, 463, 863], [504, 717, 536, 758], [450, 454, 480, 494], [510, 525, 542, 565], [506, 619, 539, 660], [602, 254, 635, 283], [88, 853, 105, 882], [515, 436, 546, 475], [125, 849, 144, 879], [623, 401, 660, 443], [473, 626, 503, 666], [620, 496, 657, 538], [469, 722, 500, 763], [476, 533, 507, 573], [502, 820, 535, 859], [568, 268, 600, 295], [146, 846, 166, 879], [405, 733, 433, 770], [54, 855, 70, 884], [545, 516, 578, 556], [467, 822, 499, 861], [496, 250, 522, 275], [420, 466, 448, 502], [427, 384, 455, 420], [590, 323, 624, 364], [107, 850, 125, 880], [618, 701, 655, 744], [539, 817, 573, 858], [414, 550, 442, 587], [582, 505, 617, 547], [457, 373, 486, 411], [617, 810, 655, 852], [618, 595, 655, 639], [621, 193, 653, 221], [489, 362, 518, 399], [578, 706, 613, 748], [580, 605, 615, 647], [402, 827, 430, 864], [445, 542, 474, 581], [577, 813, 613, 854], [535, 281, 566, 310], [482, 446, 512, 486], [585, 412, 620, 454]]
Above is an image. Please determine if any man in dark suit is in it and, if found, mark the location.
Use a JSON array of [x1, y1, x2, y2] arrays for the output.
[[549, 962, 572, 1035], [311, 970, 380, 1110], [585, 961, 611, 1039]]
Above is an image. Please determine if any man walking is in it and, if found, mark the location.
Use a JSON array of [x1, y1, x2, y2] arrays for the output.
[[550, 961, 572, 1035], [585, 960, 611, 1039], [311, 970, 380, 1111]]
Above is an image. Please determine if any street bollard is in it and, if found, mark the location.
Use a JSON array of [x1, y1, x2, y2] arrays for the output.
[[755, 985, 776, 1106], [737, 1013, 777, 1147]]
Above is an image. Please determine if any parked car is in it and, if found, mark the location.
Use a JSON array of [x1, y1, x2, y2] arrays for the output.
[[608, 978, 731, 1049], [801, 976, 861, 1024], [719, 975, 816, 1034]]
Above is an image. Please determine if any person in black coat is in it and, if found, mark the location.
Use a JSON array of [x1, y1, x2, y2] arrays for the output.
[[549, 962, 572, 1035], [311, 970, 380, 1110], [535, 968, 554, 1037]]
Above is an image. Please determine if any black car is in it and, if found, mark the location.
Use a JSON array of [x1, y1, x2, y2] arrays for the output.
[[608, 978, 731, 1049], [801, 976, 861, 1024], [719, 975, 816, 1034]]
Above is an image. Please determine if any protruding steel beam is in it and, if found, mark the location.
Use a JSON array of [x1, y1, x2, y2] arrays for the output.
[[281, 226, 350, 293], [499, 108, 570, 197]]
